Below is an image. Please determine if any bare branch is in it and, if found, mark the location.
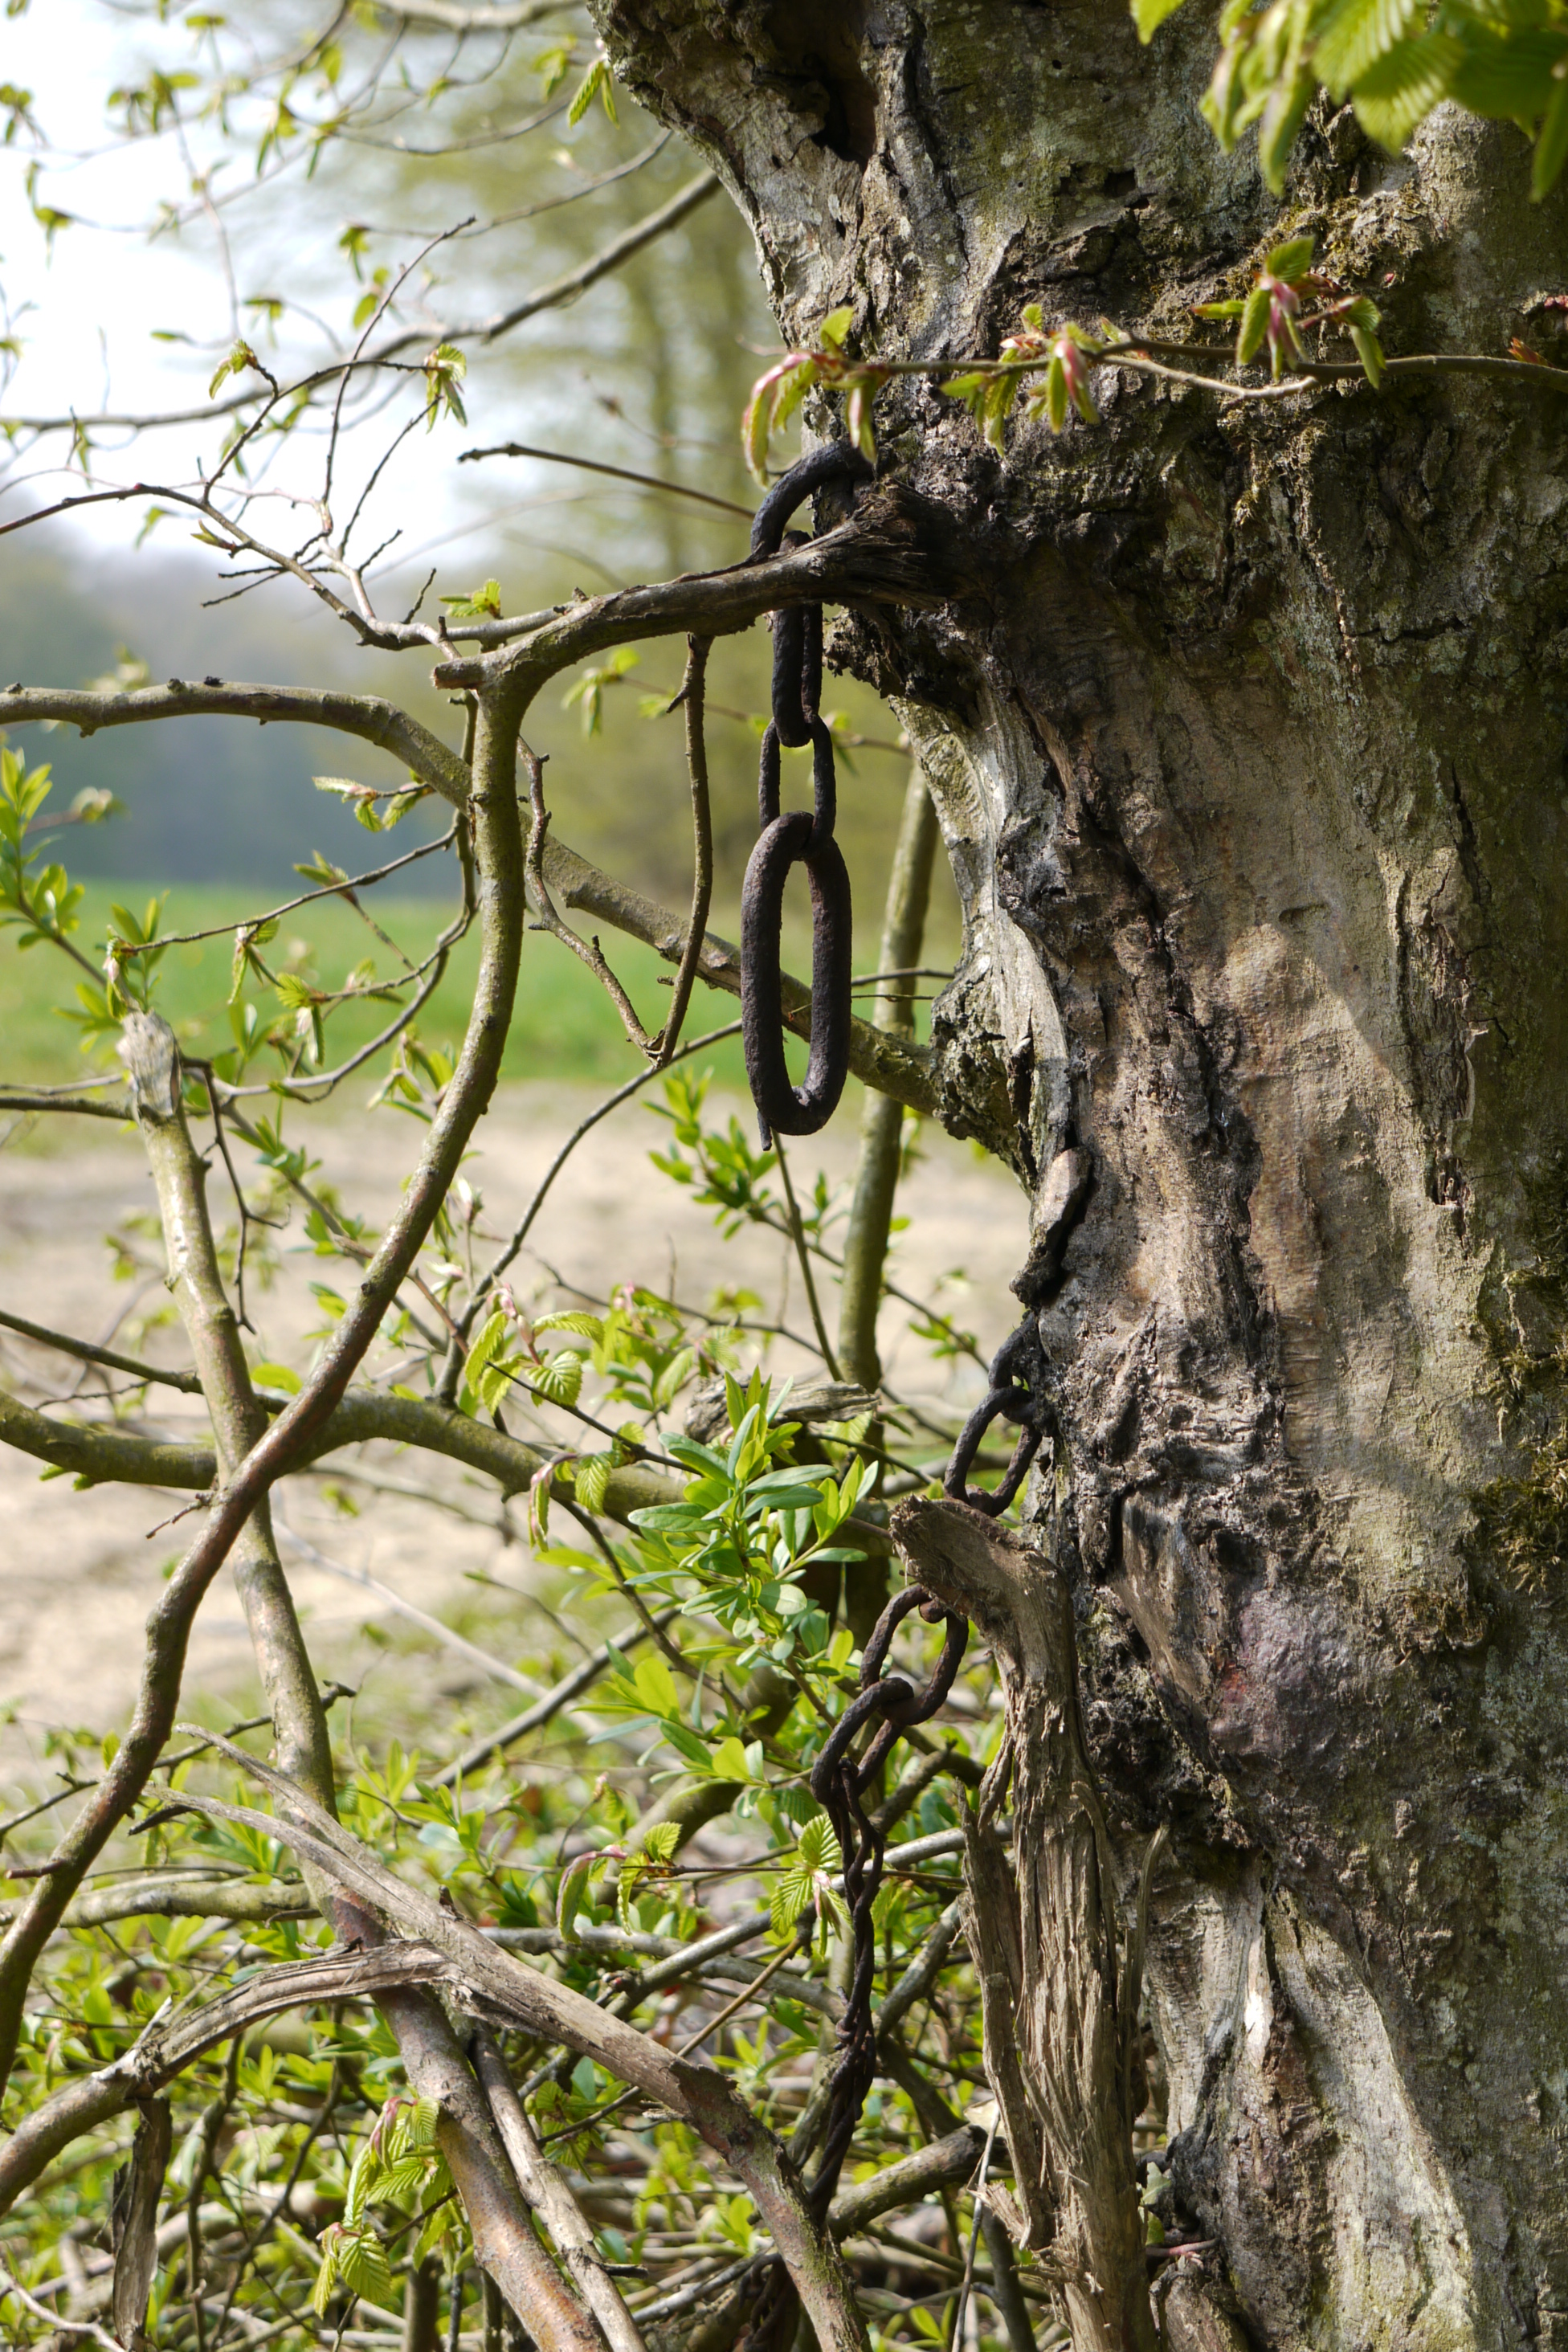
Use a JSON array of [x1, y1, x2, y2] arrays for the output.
[[164, 1746, 874, 2352], [461, 442, 751, 519], [381, 0, 574, 24], [838, 770, 939, 1390], [443, 1015, 744, 1387], [653, 635, 713, 1068], [0, 177, 719, 444], [892, 1497, 1158, 2352], [0, 1305, 200, 1394], [0, 1374, 684, 1515], [431, 1611, 681, 1786], [434, 484, 962, 688], [0, 1384, 217, 1490], [0, 682, 472, 799], [0, 1875, 312, 1931], [0, 1087, 133, 1121], [116, 1014, 568, 2326], [472, 2025, 645, 2352], [525, 744, 655, 1056], [828, 2128, 989, 2237]]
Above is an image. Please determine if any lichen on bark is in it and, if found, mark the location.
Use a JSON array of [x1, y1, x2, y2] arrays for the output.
[[594, 4, 1568, 2345]]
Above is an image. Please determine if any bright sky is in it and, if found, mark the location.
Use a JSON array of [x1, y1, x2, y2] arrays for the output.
[[2, 2, 267, 516], [0, 0, 567, 581]]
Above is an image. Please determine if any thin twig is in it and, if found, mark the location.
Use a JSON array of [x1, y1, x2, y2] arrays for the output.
[[654, 636, 714, 1069], [0, 2261, 122, 2348], [461, 444, 750, 519], [431, 1612, 681, 1787], [522, 744, 654, 1056], [947, 2105, 999, 2352], [772, 1138, 840, 1380], [272, 1521, 555, 1703], [436, 1015, 743, 1402], [837, 769, 938, 1392], [0, 1305, 201, 1394]]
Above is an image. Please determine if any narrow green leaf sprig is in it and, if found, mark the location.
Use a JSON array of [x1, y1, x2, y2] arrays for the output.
[[1137, 0, 1568, 200], [741, 242, 1390, 476]]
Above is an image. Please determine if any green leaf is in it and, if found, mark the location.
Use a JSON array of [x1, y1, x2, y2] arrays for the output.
[[1044, 351, 1068, 431], [846, 379, 878, 462], [1264, 236, 1315, 286], [652, 1344, 698, 1411], [572, 1451, 613, 1513], [818, 304, 854, 349], [773, 1784, 820, 1826], [1192, 297, 1246, 318], [535, 1311, 604, 1340], [336, 2225, 392, 2309], [529, 1349, 584, 1409], [439, 578, 503, 620], [770, 1868, 813, 1941], [208, 337, 259, 397], [476, 1350, 521, 1418], [664, 1722, 713, 1770], [1533, 60, 1568, 194], [1351, 28, 1462, 150], [1259, 67, 1319, 190], [708, 1736, 753, 1783], [458, 1308, 509, 1419], [566, 55, 617, 125], [1236, 280, 1272, 366], [311, 2231, 341, 2316], [1350, 323, 1386, 385], [557, 1851, 594, 1939], [795, 1817, 841, 1876], [1452, 25, 1566, 124], [632, 1653, 680, 1718], [1133, 0, 1189, 37], [770, 356, 818, 444], [1311, 0, 1423, 97]]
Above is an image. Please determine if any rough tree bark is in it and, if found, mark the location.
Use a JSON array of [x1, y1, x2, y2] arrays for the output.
[[588, 7, 1568, 2347]]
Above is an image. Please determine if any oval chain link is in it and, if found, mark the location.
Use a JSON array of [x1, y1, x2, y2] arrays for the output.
[[740, 444, 871, 1145]]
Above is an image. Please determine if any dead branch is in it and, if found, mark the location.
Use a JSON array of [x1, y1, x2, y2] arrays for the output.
[[161, 1738, 872, 2352], [891, 1496, 1158, 2352]]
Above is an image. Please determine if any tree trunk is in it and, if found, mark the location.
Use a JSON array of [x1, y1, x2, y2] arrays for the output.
[[592, 6, 1568, 2346]]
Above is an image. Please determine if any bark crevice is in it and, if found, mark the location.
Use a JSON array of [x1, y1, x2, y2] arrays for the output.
[[594, 6, 1568, 2341]]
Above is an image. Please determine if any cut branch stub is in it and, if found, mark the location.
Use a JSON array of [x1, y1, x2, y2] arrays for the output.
[[110, 2094, 171, 2352], [889, 1496, 1158, 2352]]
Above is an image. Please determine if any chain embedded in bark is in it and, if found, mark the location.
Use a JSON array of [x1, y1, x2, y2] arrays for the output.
[[741, 444, 871, 1146], [943, 1315, 1052, 1517]]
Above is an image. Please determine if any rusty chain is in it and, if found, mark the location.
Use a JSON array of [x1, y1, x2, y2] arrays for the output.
[[943, 1313, 1053, 1516], [806, 1585, 969, 2215], [734, 1582, 968, 2352], [728, 456, 1062, 2352], [741, 443, 871, 1145]]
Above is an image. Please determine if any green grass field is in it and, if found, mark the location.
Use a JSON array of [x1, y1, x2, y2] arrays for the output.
[[0, 880, 776, 1098]]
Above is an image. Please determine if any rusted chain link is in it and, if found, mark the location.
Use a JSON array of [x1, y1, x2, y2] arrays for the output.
[[943, 1314, 1052, 1516], [741, 444, 871, 1145], [807, 1586, 969, 2215], [733, 1582, 968, 2352]]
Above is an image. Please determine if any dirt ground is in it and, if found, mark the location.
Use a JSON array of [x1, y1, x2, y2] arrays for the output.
[[0, 1083, 1025, 1786]]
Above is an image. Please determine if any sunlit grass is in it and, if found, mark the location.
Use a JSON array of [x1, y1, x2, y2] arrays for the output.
[[0, 880, 755, 1094]]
